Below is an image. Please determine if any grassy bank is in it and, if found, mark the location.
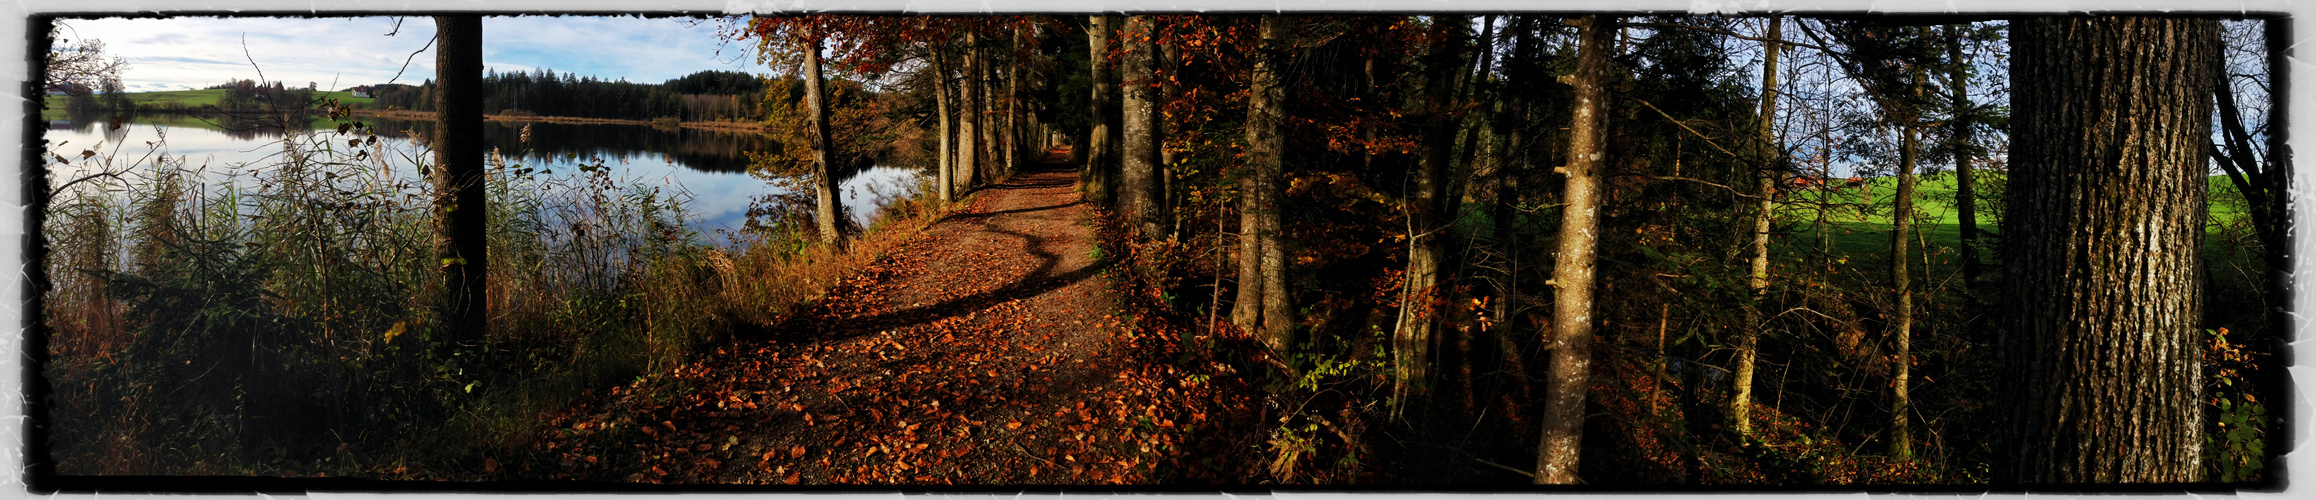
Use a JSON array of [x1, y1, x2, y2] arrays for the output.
[[40, 112, 943, 477]]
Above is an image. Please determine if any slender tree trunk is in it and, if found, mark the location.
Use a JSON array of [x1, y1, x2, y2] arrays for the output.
[[932, 46, 955, 203], [1445, 16, 1496, 224], [1160, 38, 1182, 237], [1731, 15, 1782, 438], [1492, 15, 1539, 406], [431, 15, 487, 351], [1533, 14, 1612, 485], [978, 41, 997, 187], [957, 32, 981, 196], [1394, 14, 1469, 409], [1887, 60, 1923, 462], [1947, 25, 1981, 301], [1120, 15, 1164, 237], [1004, 28, 1022, 177], [1085, 15, 1116, 206], [802, 28, 845, 247], [1997, 16, 2216, 483]]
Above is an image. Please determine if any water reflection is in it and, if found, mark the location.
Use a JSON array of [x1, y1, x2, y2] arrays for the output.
[[41, 114, 924, 244]]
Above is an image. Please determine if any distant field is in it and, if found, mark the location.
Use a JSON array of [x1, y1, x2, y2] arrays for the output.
[[1781, 172, 2263, 277], [1785, 171, 2250, 226]]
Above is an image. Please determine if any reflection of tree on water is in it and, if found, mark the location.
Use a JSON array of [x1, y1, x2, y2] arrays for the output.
[[481, 121, 791, 174], [52, 111, 328, 141]]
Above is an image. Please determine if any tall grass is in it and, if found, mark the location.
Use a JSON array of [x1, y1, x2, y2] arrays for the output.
[[42, 112, 945, 477]]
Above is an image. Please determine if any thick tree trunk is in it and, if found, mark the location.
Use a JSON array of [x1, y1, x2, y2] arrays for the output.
[[1393, 14, 1469, 409], [957, 33, 981, 196], [1534, 14, 1612, 485], [1234, 15, 1294, 358], [1997, 16, 2216, 483], [932, 46, 955, 203], [431, 15, 487, 350], [801, 29, 845, 247], [1730, 15, 1781, 437], [1084, 16, 1116, 206], [1120, 15, 1164, 237]]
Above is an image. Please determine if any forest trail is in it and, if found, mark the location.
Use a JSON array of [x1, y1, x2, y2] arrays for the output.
[[527, 148, 1250, 484]]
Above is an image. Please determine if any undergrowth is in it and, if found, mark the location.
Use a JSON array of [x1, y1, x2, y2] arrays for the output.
[[41, 103, 943, 478]]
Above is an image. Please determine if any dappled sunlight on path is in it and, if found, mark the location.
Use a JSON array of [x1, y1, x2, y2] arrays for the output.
[[529, 149, 1249, 485]]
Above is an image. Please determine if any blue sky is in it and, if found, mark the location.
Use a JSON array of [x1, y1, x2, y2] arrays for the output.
[[56, 15, 765, 92]]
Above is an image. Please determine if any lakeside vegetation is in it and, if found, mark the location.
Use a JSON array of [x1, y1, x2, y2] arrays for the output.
[[42, 94, 941, 478]]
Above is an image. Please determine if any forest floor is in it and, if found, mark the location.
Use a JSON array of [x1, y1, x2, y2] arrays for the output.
[[512, 148, 1259, 484]]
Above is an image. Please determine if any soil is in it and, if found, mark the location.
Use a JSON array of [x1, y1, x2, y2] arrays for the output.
[[521, 149, 1254, 485]]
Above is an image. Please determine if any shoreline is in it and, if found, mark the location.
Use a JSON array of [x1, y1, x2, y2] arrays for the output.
[[353, 109, 764, 133]]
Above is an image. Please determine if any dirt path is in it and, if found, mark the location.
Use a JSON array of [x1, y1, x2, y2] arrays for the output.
[[528, 149, 1247, 484]]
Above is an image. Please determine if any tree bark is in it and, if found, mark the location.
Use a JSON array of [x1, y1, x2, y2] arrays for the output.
[[1236, 15, 1294, 358], [957, 32, 981, 196], [1120, 15, 1164, 237], [1947, 25, 1982, 301], [1888, 59, 1923, 462], [1160, 39, 1182, 236], [978, 41, 997, 188], [932, 45, 955, 203], [1997, 16, 2217, 483], [1533, 14, 1612, 485], [1393, 14, 1469, 409], [1084, 15, 1118, 207], [801, 28, 845, 248], [431, 15, 487, 351], [1730, 15, 1781, 437], [1005, 28, 1022, 178]]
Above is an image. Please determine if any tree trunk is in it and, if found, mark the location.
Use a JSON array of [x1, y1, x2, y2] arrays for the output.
[[978, 41, 997, 188], [1160, 40, 1182, 236], [1997, 16, 2216, 483], [1119, 15, 1164, 237], [801, 28, 845, 248], [1947, 25, 1982, 302], [1887, 59, 1922, 462], [1005, 29, 1021, 178], [1235, 15, 1294, 358], [431, 15, 487, 351], [1533, 14, 1612, 485], [957, 32, 980, 196], [1084, 15, 1118, 207], [1393, 14, 1469, 409], [932, 45, 955, 203], [1730, 15, 1781, 437], [1492, 15, 1540, 405]]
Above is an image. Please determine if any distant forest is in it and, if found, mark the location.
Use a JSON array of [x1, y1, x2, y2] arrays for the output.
[[369, 69, 792, 123]]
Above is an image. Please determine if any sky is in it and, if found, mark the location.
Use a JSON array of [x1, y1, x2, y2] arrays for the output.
[[52, 15, 765, 93]]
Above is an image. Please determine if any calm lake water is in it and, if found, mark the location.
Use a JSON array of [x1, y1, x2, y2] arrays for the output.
[[40, 114, 926, 246]]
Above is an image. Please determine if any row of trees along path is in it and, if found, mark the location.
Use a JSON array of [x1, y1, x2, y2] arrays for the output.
[[526, 148, 1258, 484]]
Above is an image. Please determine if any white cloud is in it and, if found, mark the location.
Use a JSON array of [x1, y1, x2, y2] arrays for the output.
[[53, 14, 761, 93]]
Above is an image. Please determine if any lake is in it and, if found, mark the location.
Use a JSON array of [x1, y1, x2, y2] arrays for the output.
[[40, 114, 926, 246]]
